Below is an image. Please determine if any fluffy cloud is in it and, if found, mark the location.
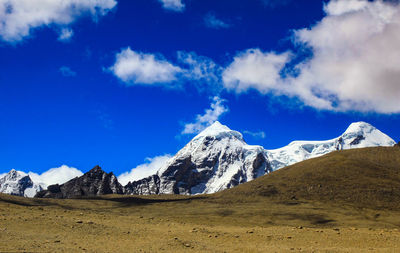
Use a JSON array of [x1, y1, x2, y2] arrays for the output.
[[109, 47, 183, 85], [0, 0, 117, 43], [158, 0, 185, 12], [223, 49, 291, 94], [109, 49, 222, 88], [117, 155, 172, 185], [204, 13, 230, 29], [182, 96, 229, 134], [223, 0, 400, 114], [28, 165, 83, 186], [292, 0, 400, 113]]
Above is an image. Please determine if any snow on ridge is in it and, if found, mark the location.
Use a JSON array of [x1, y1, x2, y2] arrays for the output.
[[266, 121, 396, 171]]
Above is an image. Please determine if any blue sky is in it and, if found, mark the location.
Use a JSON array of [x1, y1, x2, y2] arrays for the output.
[[0, 0, 399, 177]]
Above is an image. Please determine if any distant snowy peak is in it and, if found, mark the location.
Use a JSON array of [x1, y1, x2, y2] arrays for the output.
[[340, 121, 395, 149], [266, 121, 396, 171], [0, 169, 43, 197]]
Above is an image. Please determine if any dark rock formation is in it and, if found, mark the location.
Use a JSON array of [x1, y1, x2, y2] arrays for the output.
[[124, 175, 161, 195], [35, 166, 123, 198], [350, 135, 366, 145]]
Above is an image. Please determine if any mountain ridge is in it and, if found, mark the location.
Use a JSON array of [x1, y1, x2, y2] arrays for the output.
[[1, 121, 396, 198], [123, 121, 395, 195]]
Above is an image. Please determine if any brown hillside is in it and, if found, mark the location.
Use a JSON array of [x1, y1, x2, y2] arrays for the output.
[[218, 147, 400, 209]]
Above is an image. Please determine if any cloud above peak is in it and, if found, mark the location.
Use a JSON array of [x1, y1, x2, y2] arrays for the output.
[[0, 0, 117, 43], [182, 97, 229, 135], [109, 47, 183, 86], [106, 0, 400, 115], [222, 0, 400, 114]]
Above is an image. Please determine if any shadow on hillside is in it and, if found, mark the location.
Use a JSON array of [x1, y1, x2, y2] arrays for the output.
[[273, 212, 336, 226], [0, 194, 207, 209], [96, 196, 207, 207], [0, 196, 56, 207]]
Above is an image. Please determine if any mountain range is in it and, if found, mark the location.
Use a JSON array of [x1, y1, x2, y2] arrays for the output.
[[0, 121, 396, 198]]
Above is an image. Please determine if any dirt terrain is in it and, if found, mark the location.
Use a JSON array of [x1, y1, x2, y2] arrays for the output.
[[1, 147, 400, 252]]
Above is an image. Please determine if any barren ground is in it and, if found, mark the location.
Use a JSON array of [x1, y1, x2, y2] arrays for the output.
[[1, 194, 400, 252]]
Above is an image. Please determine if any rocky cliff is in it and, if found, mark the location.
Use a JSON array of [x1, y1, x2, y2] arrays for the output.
[[35, 165, 123, 198]]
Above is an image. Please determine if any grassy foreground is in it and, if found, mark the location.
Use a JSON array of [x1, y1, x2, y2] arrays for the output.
[[1, 147, 400, 252]]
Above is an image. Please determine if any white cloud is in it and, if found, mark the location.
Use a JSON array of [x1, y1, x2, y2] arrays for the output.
[[204, 13, 230, 29], [222, 49, 291, 94], [59, 66, 76, 77], [158, 0, 185, 12], [118, 155, 172, 185], [292, 0, 400, 113], [28, 165, 83, 186], [58, 27, 74, 42], [323, 0, 369, 15], [109, 47, 183, 85], [223, 0, 400, 114], [0, 0, 117, 43], [243, 130, 266, 139], [182, 96, 229, 134]]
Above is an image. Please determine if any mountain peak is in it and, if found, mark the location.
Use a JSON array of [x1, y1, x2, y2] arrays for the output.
[[5, 169, 26, 180], [193, 121, 243, 141], [200, 121, 230, 134], [344, 121, 375, 135], [8, 169, 18, 177], [88, 165, 104, 173], [0, 169, 38, 197]]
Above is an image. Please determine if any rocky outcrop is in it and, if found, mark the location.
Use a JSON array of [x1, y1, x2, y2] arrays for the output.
[[35, 166, 123, 198], [124, 175, 160, 195], [124, 122, 271, 195]]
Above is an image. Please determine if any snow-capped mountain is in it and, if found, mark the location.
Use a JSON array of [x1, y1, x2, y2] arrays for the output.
[[1, 121, 396, 198], [124, 121, 270, 195], [0, 169, 44, 197], [125, 121, 395, 195], [266, 122, 396, 171]]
